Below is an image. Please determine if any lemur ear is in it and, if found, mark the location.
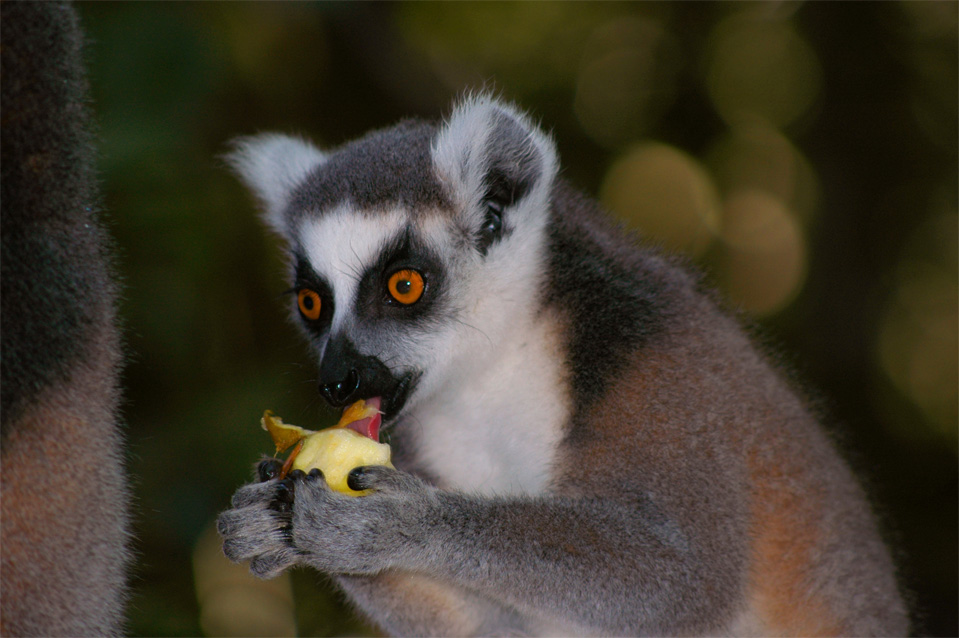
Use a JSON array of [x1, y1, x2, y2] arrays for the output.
[[432, 95, 558, 220], [225, 133, 326, 235]]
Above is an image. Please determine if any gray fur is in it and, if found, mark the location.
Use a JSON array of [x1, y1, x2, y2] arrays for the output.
[[1, 2, 131, 635], [289, 120, 450, 216], [1, 1, 116, 430], [220, 96, 908, 636]]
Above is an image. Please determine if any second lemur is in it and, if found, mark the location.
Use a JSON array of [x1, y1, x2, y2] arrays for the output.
[[218, 96, 907, 636]]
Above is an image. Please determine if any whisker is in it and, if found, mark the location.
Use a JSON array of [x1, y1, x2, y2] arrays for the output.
[[453, 317, 492, 346]]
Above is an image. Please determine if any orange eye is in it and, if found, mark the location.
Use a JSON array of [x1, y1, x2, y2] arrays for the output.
[[297, 289, 322, 320], [387, 269, 424, 305]]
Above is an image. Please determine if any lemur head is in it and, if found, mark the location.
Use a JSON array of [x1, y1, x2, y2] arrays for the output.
[[228, 96, 559, 426]]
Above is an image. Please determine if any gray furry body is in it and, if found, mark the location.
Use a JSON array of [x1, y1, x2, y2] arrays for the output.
[[219, 96, 907, 635], [1, 2, 131, 634]]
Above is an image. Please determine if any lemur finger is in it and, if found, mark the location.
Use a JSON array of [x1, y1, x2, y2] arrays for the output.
[[249, 547, 300, 580], [215, 509, 239, 539], [285, 467, 334, 503], [218, 507, 291, 563], [288, 467, 327, 488], [257, 458, 283, 482], [230, 479, 278, 509], [269, 479, 296, 513], [346, 465, 419, 492]]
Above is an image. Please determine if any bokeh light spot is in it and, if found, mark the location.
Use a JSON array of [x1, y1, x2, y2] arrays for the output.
[[877, 213, 958, 443], [193, 523, 297, 637], [707, 121, 819, 222], [600, 142, 720, 257], [717, 189, 806, 315], [397, 2, 601, 92], [705, 13, 822, 128], [574, 16, 679, 149]]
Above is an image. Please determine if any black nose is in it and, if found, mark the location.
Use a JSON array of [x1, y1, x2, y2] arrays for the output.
[[319, 368, 360, 408]]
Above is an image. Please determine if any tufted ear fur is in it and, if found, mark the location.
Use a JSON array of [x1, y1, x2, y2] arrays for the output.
[[431, 95, 558, 229], [225, 133, 326, 236]]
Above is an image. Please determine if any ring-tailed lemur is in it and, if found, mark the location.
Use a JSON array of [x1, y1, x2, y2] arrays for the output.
[[218, 95, 908, 636], [1, 2, 131, 634]]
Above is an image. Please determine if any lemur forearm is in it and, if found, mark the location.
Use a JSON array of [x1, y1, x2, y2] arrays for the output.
[[425, 494, 734, 630], [295, 486, 739, 633]]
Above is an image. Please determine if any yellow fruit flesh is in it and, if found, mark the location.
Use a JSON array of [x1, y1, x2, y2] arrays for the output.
[[292, 428, 393, 495], [261, 401, 391, 496]]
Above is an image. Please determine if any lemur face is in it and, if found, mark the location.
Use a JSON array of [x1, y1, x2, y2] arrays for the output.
[[289, 204, 466, 424], [228, 96, 559, 429]]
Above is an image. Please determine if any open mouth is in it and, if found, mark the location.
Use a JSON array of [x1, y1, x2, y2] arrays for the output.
[[341, 396, 383, 440], [339, 371, 419, 442]]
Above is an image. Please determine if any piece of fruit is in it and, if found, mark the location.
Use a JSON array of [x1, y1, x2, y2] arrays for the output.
[[260, 399, 391, 495], [292, 428, 393, 495]]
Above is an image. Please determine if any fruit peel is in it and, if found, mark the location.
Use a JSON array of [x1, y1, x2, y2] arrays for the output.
[[261, 410, 314, 455]]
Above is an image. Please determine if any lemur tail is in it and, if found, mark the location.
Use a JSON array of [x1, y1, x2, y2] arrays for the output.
[[1, 2, 132, 634]]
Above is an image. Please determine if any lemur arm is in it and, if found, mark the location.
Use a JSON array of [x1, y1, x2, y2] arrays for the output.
[[218, 464, 742, 635]]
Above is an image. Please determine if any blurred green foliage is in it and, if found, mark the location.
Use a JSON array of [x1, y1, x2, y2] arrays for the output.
[[73, 1, 956, 635]]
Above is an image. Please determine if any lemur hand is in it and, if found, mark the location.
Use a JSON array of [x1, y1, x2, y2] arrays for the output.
[[287, 464, 439, 575], [219, 460, 438, 577], [217, 459, 302, 579]]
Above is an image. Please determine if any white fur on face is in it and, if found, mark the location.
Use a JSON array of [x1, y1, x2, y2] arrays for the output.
[[295, 206, 469, 378], [297, 205, 407, 338]]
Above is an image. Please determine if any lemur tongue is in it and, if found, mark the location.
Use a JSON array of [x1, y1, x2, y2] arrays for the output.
[[336, 397, 383, 442]]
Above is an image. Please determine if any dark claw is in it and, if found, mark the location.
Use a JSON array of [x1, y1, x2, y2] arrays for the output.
[[307, 468, 323, 480], [258, 458, 283, 482], [347, 466, 373, 491], [271, 479, 295, 513], [288, 469, 306, 481], [276, 479, 295, 502]]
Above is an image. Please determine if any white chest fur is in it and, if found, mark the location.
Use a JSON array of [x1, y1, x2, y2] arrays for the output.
[[406, 313, 570, 496]]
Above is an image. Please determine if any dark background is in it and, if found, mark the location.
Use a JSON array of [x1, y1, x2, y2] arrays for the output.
[[73, 2, 956, 635]]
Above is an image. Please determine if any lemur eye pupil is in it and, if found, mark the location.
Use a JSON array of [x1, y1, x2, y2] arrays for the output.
[[297, 289, 322, 320], [387, 269, 424, 305]]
